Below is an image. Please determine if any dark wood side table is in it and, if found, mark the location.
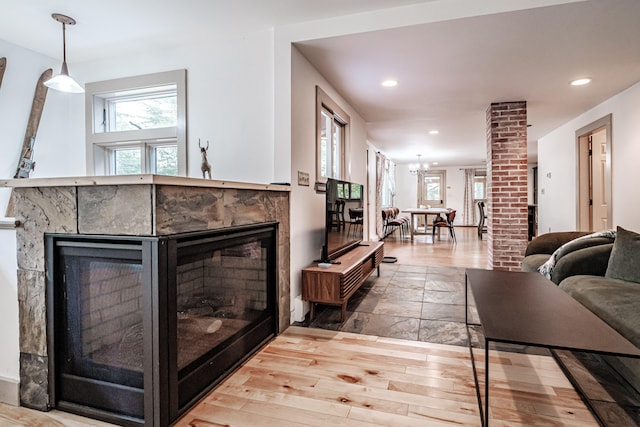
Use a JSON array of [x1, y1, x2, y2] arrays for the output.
[[465, 268, 640, 427]]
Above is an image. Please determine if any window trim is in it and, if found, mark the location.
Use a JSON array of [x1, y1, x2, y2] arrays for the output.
[[85, 69, 187, 176], [316, 86, 349, 184]]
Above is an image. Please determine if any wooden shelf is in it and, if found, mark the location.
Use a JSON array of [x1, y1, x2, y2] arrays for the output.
[[302, 241, 384, 322]]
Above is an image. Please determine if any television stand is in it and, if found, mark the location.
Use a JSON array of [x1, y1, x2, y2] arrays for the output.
[[302, 241, 384, 322]]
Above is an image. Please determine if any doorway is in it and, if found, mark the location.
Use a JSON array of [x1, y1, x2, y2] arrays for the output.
[[416, 170, 446, 228], [576, 115, 612, 232], [418, 170, 446, 209]]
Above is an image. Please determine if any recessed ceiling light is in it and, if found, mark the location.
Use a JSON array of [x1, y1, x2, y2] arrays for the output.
[[381, 79, 398, 87], [570, 78, 592, 86], [429, 130, 439, 135], [432, 162, 439, 166]]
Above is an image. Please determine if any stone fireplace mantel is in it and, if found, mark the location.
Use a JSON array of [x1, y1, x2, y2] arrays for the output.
[[1, 174, 290, 414]]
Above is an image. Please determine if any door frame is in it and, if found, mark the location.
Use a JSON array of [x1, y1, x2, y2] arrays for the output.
[[575, 114, 612, 230], [417, 170, 446, 208]]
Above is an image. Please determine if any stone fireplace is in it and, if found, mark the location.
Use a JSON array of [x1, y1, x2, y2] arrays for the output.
[[7, 175, 290, 426]]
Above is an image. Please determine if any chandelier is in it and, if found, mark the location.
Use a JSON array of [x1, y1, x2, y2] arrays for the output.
[[409, 154, 427, 175]]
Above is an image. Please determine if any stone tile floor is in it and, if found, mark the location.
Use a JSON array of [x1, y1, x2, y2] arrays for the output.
[[306, 264, 474, 345], [298, 263, 640, 426]]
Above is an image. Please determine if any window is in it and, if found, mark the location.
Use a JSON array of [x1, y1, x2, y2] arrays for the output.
[[381, 159, 394, 207], [85, 70, 186, 176], [337, 182, 362, 200], [474, 170, 487, 200], [316, 86, 349, 182]]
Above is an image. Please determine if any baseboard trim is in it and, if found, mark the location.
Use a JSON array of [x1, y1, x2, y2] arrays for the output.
[[0, 376, 19, 406]]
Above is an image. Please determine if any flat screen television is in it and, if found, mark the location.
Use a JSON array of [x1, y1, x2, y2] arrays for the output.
[[321, 178, 365, 262]]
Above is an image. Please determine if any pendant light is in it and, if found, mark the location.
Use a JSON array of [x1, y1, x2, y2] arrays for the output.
[[44, 13, 84, 94]]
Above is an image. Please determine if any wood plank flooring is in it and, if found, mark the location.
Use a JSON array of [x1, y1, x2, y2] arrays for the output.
[[381, 226, 489, 269], [175, 326, 596, 426]]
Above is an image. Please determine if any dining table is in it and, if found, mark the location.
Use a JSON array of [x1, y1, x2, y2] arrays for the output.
[[402, 207, 450, 240]]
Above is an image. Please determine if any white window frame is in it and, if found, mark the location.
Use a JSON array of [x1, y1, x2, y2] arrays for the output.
[[85, 70, 187, 176]]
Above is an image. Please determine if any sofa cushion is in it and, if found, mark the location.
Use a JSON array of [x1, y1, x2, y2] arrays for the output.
[[606, 226, 640, 283], [521, 254, 550, 272], [538, 230, 616, 280], [560, 275, 640, 348]]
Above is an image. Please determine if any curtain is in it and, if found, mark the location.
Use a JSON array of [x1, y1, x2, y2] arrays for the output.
[[462, 168, 476, 226], [375, 152, 385, 239], [387, 159, 396, 205]]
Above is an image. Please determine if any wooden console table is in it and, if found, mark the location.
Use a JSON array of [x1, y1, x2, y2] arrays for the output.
[[302, 241, 384, 322]]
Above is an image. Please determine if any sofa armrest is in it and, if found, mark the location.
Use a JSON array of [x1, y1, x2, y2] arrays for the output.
[[524, 231, 592, 257], [552, 243, 613, 284]]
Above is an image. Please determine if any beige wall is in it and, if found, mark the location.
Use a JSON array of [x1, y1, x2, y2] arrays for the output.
[[289, 46, 369, 322]]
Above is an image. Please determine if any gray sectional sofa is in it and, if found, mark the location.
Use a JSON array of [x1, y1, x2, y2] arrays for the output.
[[522, 226, 640, 393]]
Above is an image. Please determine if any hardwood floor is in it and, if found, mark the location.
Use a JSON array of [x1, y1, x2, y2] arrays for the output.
[[0, 227, 606, 426], [176, 326, 596, 426], [381, 226, 489, 268]]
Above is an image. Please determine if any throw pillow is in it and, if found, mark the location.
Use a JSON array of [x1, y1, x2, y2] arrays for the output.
[[605, 226, 640, 283]]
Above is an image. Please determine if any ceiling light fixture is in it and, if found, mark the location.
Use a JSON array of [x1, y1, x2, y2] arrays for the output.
[[409, 154, 427, 175], [44, 13, 84, 94], [429, 130, 439, 135], [570, 78, 592, 86], [381, 79, 398, 87]]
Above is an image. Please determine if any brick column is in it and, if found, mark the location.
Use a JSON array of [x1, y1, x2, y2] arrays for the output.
[[486, 101, 528, 271]]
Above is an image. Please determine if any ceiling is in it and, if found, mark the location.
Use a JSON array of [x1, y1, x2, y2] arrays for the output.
[[1, 1, 640, 168], [0, 0, 428, 62], [295, 0, 640, 166]]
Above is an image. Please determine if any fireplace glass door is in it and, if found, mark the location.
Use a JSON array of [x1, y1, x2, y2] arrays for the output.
[[173, 228, 277, 409], [51, 241, 147, 420]]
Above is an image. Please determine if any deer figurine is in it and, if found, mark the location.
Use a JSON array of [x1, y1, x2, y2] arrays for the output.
[[199, 139, 212, 179]]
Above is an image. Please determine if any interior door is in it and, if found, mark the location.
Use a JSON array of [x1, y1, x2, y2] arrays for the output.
[[418, 170, 446, 209], [577, 121, 610, 232], [591, 128, 608, 231]]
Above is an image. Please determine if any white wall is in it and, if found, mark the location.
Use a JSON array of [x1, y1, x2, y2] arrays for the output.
[[0, 40, 83, 388], [0, 40, 85, 209], [538, 81, 640, 234], [74, 32, 276, 184], [0, 229, 18, 395], [289, 47, 368, 322], [394, 163, 480, 226]]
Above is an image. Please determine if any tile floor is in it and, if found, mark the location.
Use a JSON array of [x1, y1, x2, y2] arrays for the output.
[[306, 264, 473, 346]]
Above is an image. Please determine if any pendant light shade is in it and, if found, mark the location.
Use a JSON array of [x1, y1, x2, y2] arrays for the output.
[[44, 13, 84, 94]]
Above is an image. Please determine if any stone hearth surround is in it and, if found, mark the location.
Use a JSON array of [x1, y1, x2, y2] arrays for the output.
[[1, 175, 290, 411]]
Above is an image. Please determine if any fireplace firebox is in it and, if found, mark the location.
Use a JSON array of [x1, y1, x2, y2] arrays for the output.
[[46, 222, 278, 426]]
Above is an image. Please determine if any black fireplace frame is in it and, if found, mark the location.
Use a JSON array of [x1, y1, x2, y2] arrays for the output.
[[46, 222, 279, 427]]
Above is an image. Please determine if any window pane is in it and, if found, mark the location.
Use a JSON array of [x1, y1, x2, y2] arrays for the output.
[[110, 94, 177, 132], [154, 145, 178, 176], [332, 122, 341, 178], [474, 176, 486, 199], [320, 110, 332, 178], [114, 148, 142, 175], [424, 176, 441, 200], [350, 184, 361, 200]]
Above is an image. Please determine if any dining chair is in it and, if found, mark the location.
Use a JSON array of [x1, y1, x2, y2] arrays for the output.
[[432, 209, 456, 242], [477, 201, 487, 239], [348, 208, 363, 237], [328, 200, 346, 230]]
